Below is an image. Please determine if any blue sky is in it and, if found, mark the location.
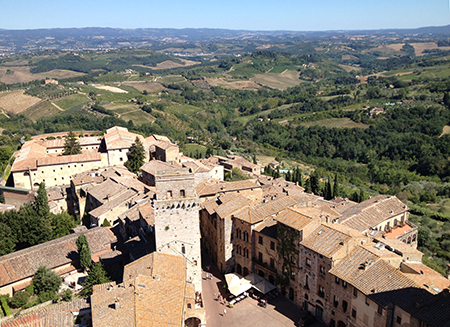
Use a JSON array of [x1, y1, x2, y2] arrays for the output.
[[0, 0, 449, 31]]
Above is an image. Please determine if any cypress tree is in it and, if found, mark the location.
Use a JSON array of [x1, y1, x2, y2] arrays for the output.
[[35, 182, 50, 219], [333, 174, 340, 198]]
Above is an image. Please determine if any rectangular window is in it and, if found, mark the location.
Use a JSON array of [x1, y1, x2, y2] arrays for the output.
[[333, 295, 338, 308], [180, 189, 185, 197], [342, 300, 348, 313], [320, 266, 326, 275], [258, 252, 263, 262], [352, 309, 357, 318], [377, 305, 383, 315], [365, 296, 370, 306], [306, 258, 311, 267], [335, 277, 340, 285], [353, 287, 358, 297], [318, 286, 325, 298], [270, 241, 275, 250], [270, 258, 275, 268], [259, 236, 263, 245], [342, 281, 347, 289], [396, 316, 402, 324]]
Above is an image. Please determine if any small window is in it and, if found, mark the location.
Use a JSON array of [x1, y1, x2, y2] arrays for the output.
[[333, 295, 339, 308], [270, 258, 275, 268], [342, 300, 348, 313], [352, 309, 357, 318], [291, 272, 295, 281], [258, 252, 263, 262], [167, 190, 173, 198], [343, 281, 347, 289], [181, 245, 185, 254], [258, 236, 263, 245], [306, 258, 311, 267], [320, 265, 326, 275], [270, 241, 275, 250], [353, 287, 358, 297], [119, 157, 123, 161], [318, 285, 325, 298], [180, 189, 185, 197], [335, 277, 340, 284], [396, 316, 401, 324], [377, 305, 383, 315], [365, 296, 369, 306]]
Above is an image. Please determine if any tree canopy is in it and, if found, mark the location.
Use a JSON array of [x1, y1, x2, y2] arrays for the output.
[[32, 266, 62, 295], [35, 182, 50, 219], [63, 131, 81, 155], [76, 234, 92, 271], [124, 137, 145, 174], [81, 262, 111, 297]]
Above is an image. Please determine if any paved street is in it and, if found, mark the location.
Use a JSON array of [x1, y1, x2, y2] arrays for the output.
[[201, 253, 326, 327]]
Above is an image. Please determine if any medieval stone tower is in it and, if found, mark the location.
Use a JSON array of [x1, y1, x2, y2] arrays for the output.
[[153, 168, 203, 294]]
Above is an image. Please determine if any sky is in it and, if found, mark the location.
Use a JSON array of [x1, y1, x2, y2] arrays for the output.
[[0, 0, 449, 31]]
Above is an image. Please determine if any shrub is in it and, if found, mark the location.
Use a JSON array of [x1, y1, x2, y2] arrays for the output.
[[33, 266, 62, 295], [25, 284, 34, 294], [1, 296, 11, 316], [102, 219, 111, 227], [61, 289, 73, 302], [10, 291, 31, 308], [38, 291, 58, 304]]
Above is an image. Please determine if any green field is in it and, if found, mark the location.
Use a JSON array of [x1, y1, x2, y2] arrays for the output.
[[53, 93, 89, 110], [269, 66, 299, 73]]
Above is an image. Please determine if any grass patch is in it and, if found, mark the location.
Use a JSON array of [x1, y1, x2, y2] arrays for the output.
[[119, 110, 155, 125], [181, 143, 207, 156]]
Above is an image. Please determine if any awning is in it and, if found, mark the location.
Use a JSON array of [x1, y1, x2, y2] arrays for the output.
[[225, 273, 252, 296], [252, 279, 276, 294]]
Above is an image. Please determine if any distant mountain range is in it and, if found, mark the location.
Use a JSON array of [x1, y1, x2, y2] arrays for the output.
[[1, 25, 450, 54]]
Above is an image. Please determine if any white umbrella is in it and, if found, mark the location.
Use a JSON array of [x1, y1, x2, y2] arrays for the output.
[[225, 273, 252, 296]]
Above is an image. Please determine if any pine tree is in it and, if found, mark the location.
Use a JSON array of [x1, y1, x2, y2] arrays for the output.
[[35, 182, 50, 219], [63, 131, 81, 155], [305, 178, 312, 193], [333, 174, 340, 198], [76, 234, 92, 271], [124, 137, 145, 174]]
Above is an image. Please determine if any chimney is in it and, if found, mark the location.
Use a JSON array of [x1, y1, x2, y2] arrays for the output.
[[114, 297, 121, 309]]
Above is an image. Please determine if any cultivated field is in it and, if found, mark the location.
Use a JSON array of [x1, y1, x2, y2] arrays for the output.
[[24, 100, 61, 121], [121, 81, 166, 93], [53, 94, 89, 110], [205, 77, 260, 90], [251, 70, 301, 90], [103, 102, 155, 125], [0, 67, 85, 84], [92, 85, 128, 93], [299, 118, 369, 129], [0, 90, 41, 114], [338, 64, 361, 72], [411, 42, 450, 56], [133, 58, 199, 70]]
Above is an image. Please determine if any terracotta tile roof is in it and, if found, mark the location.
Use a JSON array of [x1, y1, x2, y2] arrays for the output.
[[339, 195, 408, 232], [71, 171, 105, 187], [138, 202, 154, 226], [153, 140, 178, 150], [141, 160, 174, 175], [87, 179, 127, 204], [233, 206, 262, 224], [275, 208, 316, 231], [41, 136, 101, 149], [255, 196, 297, 219], [254, 217, 278, 239], [37, 151, 101, 166], [215, 195, 252, 218], [89, 189, 137, 218], [401, 289, 450, 327], [373, 237, 422, 256], [291, 205, 340, 220], [104, 126, 146, 150], [301, 223, 359, 258], [182, 160, 211, 173], [3, 298, 90, 327], [353, 259, 419, 295], [11, 142, 47, 171], [196, 180, 261, 197], [313, 197, 358, 214], [0, 227, 116, 287], [110, 176, 149, 193], [402, 262, 450, 294], [101, 166, 137, 179], [93, 253, 188, 327]]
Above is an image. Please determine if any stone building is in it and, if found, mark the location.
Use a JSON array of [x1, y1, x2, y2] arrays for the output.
[[153, 168, 203, 294]]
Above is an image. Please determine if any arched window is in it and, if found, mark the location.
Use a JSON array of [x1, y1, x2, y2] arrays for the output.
[[243, 231, 249, 242], [236, 264, 242, 274], [236, 229, 241, 239]]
